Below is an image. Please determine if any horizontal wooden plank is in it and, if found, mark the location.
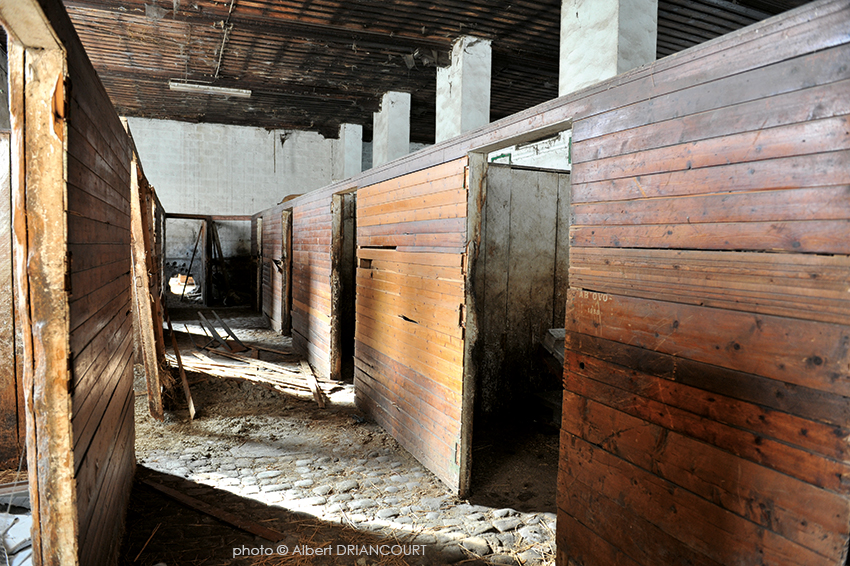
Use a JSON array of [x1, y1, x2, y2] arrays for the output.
[[574, 47, 850, 152], [557, 507, 642, 566], [357, 158, 467, 201], [358, 231, 466, 251], [557, 470, 723, 566], [358, 217, 466, 238], [566, 290, 850, 397], [356, 272, 463, 310], [569, 247, 850, 325], [358, 202, 467, 228], [67, 213, 130, 245], [572, 186, 850, 227], [357, 267, 464, 297], [574, 115, 850, 186], [356, 289, 464, 340], [356, 306, 463, 368], [566, 363, 850, 493], [69, 275, 129, 337], [358, 187, 466, 221], [355, 370, 458, 490], [561, 433, 838, 565], [572, 150, 850, 204], [362, 258, 464, 282], [355, 310, 462, 390], [563, 330, 850, 428], [354, 365, 460, 453], [566, 347, 849, 463], [67, 182, 129, 227], [561, 392, 850, 557], [357, 171, 466, 209], [358, 248, 463, 268], [355, 340, 462, 418], [570, 218, 850, 254]]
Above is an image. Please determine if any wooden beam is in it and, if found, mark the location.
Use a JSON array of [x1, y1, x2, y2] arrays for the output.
[[9, 35, 79, 565], [140, 475, 285, 542]]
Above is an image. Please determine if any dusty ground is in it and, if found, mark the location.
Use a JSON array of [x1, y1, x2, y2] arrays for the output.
[[120, 307, 558, 566]]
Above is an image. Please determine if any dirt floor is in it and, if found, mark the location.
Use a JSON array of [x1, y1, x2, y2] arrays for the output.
[[120, 307, 558, 566]]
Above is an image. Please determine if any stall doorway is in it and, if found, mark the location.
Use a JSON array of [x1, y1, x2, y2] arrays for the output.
[[330, 192, 356, 381]]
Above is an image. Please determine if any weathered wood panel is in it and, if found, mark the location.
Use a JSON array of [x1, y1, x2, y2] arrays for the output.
[[64, 21, 135, 566], [355, 157, 468, 492], [559, 3, 850, 566], [475, 164, 570, 418]]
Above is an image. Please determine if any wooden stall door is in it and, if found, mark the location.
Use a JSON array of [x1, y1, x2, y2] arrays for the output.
[[280, 210, 292, 334], [354, 157, 471, 494]]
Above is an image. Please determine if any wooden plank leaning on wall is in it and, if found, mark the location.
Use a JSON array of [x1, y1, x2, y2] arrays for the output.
[[124, 120, 167, 421]]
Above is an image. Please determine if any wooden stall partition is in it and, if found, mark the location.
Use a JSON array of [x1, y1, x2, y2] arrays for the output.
[[474, 163, 570, 419], [3, 0, 136, 562], [291, 192, 336, 378], [354, 157, 471, 493], [558, 2, 850, 565]]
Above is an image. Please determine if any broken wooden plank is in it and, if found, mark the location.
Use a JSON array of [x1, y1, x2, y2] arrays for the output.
[[165, 312, 195, 421], [197, 312, 233, 352], [141, 476, 285, 542], [301, 360, 326, 408], [211, 310, 248, 351]]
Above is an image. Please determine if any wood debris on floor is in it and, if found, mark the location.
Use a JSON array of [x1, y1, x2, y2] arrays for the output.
[[164, 310, 333, 412]]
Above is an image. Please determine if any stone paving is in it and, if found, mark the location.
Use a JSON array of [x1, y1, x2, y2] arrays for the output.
[[135, 308, 556, 565]]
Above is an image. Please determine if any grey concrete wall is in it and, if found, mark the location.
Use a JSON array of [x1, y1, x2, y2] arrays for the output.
[[127, 117, 350, 216]]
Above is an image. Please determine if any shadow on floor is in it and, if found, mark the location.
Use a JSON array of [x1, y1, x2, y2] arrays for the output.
[[119, 468, 472, 566]]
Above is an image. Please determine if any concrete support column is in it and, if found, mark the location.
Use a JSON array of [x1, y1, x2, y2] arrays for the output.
[[559, 0, 658, 96], [335, 123, 362, 180], [372, 91, 411, 167], [435, 36, 492, 143]]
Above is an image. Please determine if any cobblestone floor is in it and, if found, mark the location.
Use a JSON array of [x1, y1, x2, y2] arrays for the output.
[[123, 308, 556, 566]]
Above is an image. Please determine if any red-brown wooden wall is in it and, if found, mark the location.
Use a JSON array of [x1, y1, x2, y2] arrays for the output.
[[354, 157, 469, 491], [255, 189, 340, 379], [64, 20, 136, 566], [558, 2, 850, 565]]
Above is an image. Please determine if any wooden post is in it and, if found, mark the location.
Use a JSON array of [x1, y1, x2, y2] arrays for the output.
[[8, 33, 80, 565], [204, 216, 213, 305]]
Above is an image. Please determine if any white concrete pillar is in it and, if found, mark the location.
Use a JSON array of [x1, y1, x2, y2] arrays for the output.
[[335, 123, 362, 180], [559, 0, 658, 96], [435, 36, 492, 143], [372, 91, 411, 167]]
